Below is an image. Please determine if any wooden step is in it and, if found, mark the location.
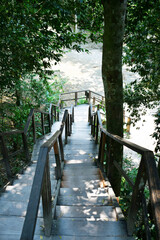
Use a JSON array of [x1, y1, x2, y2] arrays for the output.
[[61, 179, 101, 189], [56, 205, 117, 221], [63, 167, 99, 175], [57, 194, 111, 206], [59, 187, 110, 197], [51, 236, 134, 240], [52, 218, 128, 237]]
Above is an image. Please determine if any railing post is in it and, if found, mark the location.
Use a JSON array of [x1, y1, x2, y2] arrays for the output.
[[65, 110, 68, 144], [96, 113, 99, 144], [93, 114, 96, 137], [75, 92, 77, 106], [54, 140, 62, 180], [0, 135, 12, 179], [72, 106, 74, 123], [58, 133, 64, 162], [54, 106, 57, 122], [41, 156, 52, 237], [93, 97, 95, 111], [22, 133, 30, 163], [88, 106, 90, 123], [70, 114, 72, 134], [32, 113, 36, 143], [127, 156, 147, 235], [48, 114, 51, 132], [91, 115, 93, 135], [41, 113, 45, 135], [99, 131, 106, 169], [98, 131, 103, 164], [89, 90, 91, 104], [67, 114, 70, 136], [51, 105, 53, 125], [57, 107, 60, 121]]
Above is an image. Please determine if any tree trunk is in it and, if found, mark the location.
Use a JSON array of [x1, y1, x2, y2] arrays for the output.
[[102, 0, 127, 196]]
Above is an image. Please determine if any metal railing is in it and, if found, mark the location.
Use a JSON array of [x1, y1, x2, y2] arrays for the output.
[[89, 104, 160, 240], [20, 106, 74, 239]]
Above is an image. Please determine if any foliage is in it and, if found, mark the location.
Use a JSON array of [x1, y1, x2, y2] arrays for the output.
[[0, 72, 65, 131], [77, 0, 104, 43], [120, 156, 156, 239], [77, 98, 88, 105], [152, 109, 160, 153], [123, 0, 160, 122], [0, 0, 87, 90]]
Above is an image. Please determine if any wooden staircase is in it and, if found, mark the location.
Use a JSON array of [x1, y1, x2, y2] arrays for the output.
[[0, 104, 133, 239], [51, 105, 133, 239]]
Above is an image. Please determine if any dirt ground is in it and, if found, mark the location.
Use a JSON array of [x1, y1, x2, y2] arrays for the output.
[[51, 43, 156, 165]]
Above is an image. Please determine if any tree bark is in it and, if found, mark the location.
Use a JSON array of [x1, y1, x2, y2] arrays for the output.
[[102, 0, 127, 196]]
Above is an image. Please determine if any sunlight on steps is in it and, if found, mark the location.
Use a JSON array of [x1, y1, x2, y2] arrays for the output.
[[0, 105, 134, 240]]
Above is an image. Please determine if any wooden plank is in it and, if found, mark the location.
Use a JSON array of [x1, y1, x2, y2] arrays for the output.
[[75, 92, 78, 106], [113, 160, 134, 188], [90, 90, 104, 98], [20, 147, 48, 240], [52, 180, 61, 219], [24, 108, 34, 135], [93, 114, 96, 137], [54, 106, 57, 122], [98, 131, 103, 164], [96, 114, 99, 144], [144, 151, 160, 240], [32, 113, 36, 143], [34, 109, 49, 115], [65, 117, 68, 144], [97, 110, 102, 126], [42, 131, 61, 151], [41, 113, 45, 135], [61, 90, 87, 95], [127, 157, 147, 235], [54, 140, 61, 180], [100, 132, 106, 169], [42, 156, 52, 237], [101, 127, 151, 154], [0, 129, 23, 136], [58, 133, 64, 162], [22, 133, 30, 162], [48, 113, 51, 132], [0, 136, 12, 179]]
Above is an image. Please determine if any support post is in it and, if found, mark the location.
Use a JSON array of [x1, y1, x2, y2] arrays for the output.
[[96, 114, 99, 144], [89, 90, 91, 104], [93, 97, 95, 111], [127, 156, 147, 235], [0, 136, 12, 179], [48, 114, 51, 132], [22, 133, 30, 163], [42, 156, 52, 237], [32, 113, 36, 143], [41, 113, 45, 135], [58, 133, 64, 162], [75, 92, 78, 106], [54, 140, 61, 180]]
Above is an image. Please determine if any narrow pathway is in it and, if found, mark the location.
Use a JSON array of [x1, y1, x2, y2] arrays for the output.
[[52, 105, 134, 239], [0, 104, 134, 239]]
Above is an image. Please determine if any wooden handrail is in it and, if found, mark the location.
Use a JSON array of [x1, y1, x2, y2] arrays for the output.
[[59, 90, 105, 108], [20, 105, 74, 239], [89, 104, 160, 240], [0, 103, 60, 190]]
